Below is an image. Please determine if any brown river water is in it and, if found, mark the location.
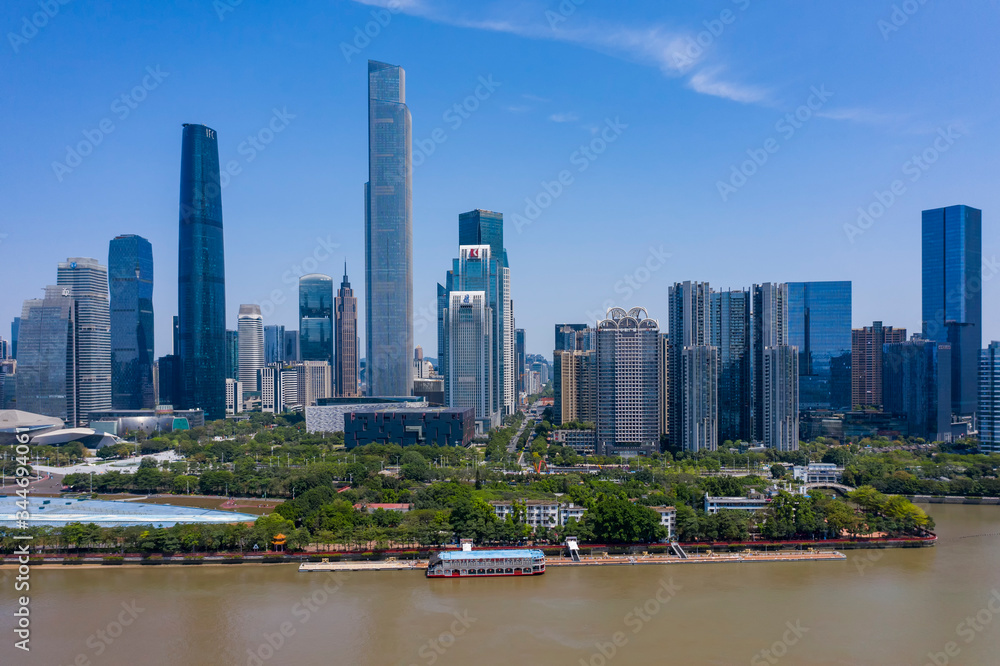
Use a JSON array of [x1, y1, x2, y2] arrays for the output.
[[2, 503, 999, 665]]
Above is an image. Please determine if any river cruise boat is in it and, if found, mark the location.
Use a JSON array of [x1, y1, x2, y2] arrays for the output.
[[426, 548, 546, 578]]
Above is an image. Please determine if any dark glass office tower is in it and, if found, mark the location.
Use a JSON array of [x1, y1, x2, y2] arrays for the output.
[[299, 274, 333, 365], [109, 234, 155, 409], [787, 281, 852, 412], [515, 328, 526, 396], [177, 123, 226, 420], [922, 205, 982, 417], [225, 330, 238, 381], [459, 209, 507, 268], [712, 289, 751, 443], [11, 317, 19, 359], [366, 60, 413, 397], [264, 325, 285, 364]]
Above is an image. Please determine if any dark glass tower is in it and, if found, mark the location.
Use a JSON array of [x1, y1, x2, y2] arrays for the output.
[[109, 234, 155, 409], [922, 205, 982, 417], [459, 209, 507, 268], [712, 289, 751, 443], [177, 123, 226, 420], [366, 60, 413, 397], [787, 281, 852, 412], [299, 274, 333, 365]]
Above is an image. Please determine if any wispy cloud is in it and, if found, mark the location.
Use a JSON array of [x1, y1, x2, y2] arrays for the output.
[[348, 0, 766, 104], [816, 107, 905, 125], [505, 104, 531, 113], [521, 93, 550, 103], [549, 112, 579, 123], [687, 68, 769, 104]]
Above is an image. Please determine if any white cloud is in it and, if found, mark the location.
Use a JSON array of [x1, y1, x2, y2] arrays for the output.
[[686, 68, 769, 104], [548, 112, 579, 123]]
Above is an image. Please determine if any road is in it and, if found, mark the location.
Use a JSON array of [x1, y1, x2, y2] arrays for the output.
[[510, 400, 542, 470]]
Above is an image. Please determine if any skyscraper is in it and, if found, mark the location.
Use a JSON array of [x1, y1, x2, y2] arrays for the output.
[[922, 205, 983, 417], [712, 289, 751, 443], [553, 324, 594, 425], [264, 325, 285, 365], [283, 329, 299, 363], [762, 345, 799, 450], [515, 328, 526, 399], [225, 329, 239, 381], [57, 258, 112, 423], [979, 342, 1000, 453], [883, 339, 952, 441], [299, 274, 333, 365], [595, 307, 660, 456], [680, 344, 718, 452], [335, 264, 359, 398], [10, 317, 19, 359], [366, 59, 413, 397], [108, 234, 154, 409], [667, 281, 711, 449], [177, 123, 227, 420], [751, 283, 788, 441], [237, 304, 264, 397], [787, 281, 852, 412], [851, 322, 906, 410], [443, 291, 495, 433], [16, 287, 76, 422]]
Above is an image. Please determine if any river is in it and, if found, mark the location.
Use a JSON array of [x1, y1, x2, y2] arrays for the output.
[[3, 504, 999, 665]]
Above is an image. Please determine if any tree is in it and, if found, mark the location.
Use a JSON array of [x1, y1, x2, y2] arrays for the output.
[[586, 497, 665, 543], [770, 464, 787, 479]]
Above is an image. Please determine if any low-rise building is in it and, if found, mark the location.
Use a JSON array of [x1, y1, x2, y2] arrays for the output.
[[353, 503, 412, 514], [648, 506, 676, 539], [792, 462, 843, 484], [560, 502, 586, 526], [704, 492, 771, 515], [551, 429, 596, 456], [342, 406, 475, 449], [491, 500, 579, 531]]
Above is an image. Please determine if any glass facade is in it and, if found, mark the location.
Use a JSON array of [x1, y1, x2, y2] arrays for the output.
[[299, 274, 333, 365], [980, 342, 1000, 452], [264, 325, 285, 364], [515, 328, 526, 396], [922, 205, 982, 416], [57, 258, 112, 423], [787, 281, 852, 411], [178, 123, 227, 420], [712, 289, 751, 443], [16, 287, 75, 423], [883, 339, 951, 441], [109, 235, 154, 409], [366, 60, 413, 397], [11, 317, 19, 360]]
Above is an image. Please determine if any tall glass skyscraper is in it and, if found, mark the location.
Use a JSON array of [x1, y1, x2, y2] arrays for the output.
[[299, 274, 333, 365], [787, 281, 852, 412], [712, 289, 751, 443], [366, 60, 413, 397], [108, 234, 154, 409], [57, 258, 112, 423], [979, 342, 1000, 452], [10, 317, 19, 360], [178, 123, 226, 420], [237, 304, 264, 396], [264, 325, 285, 364], [16, 286, 76, 423], [922, 205, 982, 417]]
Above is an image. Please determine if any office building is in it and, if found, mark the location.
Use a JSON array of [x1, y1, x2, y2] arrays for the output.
[[442, 290, 496, 433], [225, 329, 238, 381], [922, 205, 983, 417], [751, 283, 788, 441], [413, 377, 445, 406], [157, 355, 181, 407], [237, 304, 264, 397], [787, 281, 852, 412], [883, 338, 952, 441], [295, 360, 332, 408], [108, 235, 154, 410], [283, 329, 299, 363], [851, 322, 906, 409], [57, 258, 112, 423], [177, 123, 227, 420], [680, 345, 718, 452], [225, 378, 243, 415], [16, 287, 77, 423], [762, 345, 799, 450], [299, 274, 333, 365], [712, 289, 751, 443], [667, 281, 711, 449], [11, 317, 20, 360], [344, 406, 475, 449], [553, 324, 594, 425], [658, 333, 669, 439], [980, 342, 1000, 452], [595, 307, 660, 456], [259, 365, 283, 414], [335, 264, 359, 397], [366, 59, 413, 397], [264, 325, 285, 365], [515, 328, 526, 397], [556, 350, 597, 425]]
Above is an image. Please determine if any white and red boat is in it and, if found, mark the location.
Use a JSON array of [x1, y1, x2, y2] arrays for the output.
[[426, 545, 545, 578]]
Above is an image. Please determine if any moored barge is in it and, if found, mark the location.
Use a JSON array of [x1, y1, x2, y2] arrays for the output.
[[426, 547, 545, 578]]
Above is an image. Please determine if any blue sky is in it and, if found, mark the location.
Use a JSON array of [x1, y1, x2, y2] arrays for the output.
[[1, 0, 998, 359]]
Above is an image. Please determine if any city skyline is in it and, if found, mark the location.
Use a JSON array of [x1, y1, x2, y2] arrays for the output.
[[2, 2, 999, 362]]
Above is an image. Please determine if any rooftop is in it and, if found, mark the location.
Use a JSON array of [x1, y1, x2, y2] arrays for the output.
[[436, 549, 544, 561]]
